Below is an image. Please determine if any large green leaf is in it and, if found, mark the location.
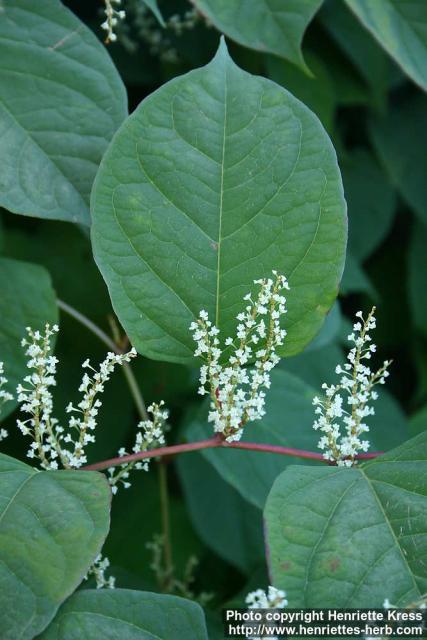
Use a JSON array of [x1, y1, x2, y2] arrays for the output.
[[192, 0, 323, 71], [0, 0, 127, 225], [265, 431, 427, 607], [91, 40, 347, 365], [0, 257, 58, 419], [370, 96, 427, 226], [39, 589, 209, 639], [0, 454, 110, 639], [345, 0, 427, 92]]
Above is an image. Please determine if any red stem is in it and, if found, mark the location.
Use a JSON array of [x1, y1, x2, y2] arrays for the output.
[[82, 436, 383, 472]]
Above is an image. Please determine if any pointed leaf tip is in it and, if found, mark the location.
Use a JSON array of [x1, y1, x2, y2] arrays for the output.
[[215, 34, 229, 59]]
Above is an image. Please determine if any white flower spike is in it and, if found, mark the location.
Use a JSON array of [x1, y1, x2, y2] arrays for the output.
[[101, 0, 126, 43], [16, 323, 136, 470], [0, 361, 13, 441], [108, 401, 168, 493], [190, 272, 289, 442], [313, 307, 391, 466]]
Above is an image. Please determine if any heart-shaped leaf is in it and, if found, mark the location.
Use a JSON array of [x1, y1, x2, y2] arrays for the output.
[[39, 589, 209, 639], [0, 257, 58, 419], [345, 0, 427, 92], [265, 431, 427, 607], [0, 0, 127, 225], [91, 40, 346, 365], [192, 0, 323, 72], [0, 454, 111, 639]]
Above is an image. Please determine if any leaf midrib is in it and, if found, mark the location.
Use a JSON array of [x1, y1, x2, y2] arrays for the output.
[[215, 57, 228, 328]]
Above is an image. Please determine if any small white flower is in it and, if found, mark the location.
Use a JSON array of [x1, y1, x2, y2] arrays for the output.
[[101, 0, 125, 43], [85, 554, 115, 589]]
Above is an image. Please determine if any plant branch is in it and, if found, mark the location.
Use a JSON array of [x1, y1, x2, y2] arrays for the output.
[[82, 436, 383, 472], [57, 298, 149, 421]]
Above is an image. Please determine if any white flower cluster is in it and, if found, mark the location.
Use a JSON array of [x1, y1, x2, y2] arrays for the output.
[[85, 554, 115, 589], [245, 586, 288, 640], [246, 585, 288, 609], [0, 361, 13, 441], [16, 324, 136, 470], [313, 308, 391, 466], [16, 324, 62, 469], [101, 0, 125, 43], [64, 350, 137, 468], [190, 272, 289, 442], [108, 401, 168, 494]]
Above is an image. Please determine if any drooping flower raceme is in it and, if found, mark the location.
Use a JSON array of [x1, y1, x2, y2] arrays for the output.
[[190, 272, 289, 442], [313, 308, 391, 466], [0, 361, 13, 441], [16, 324, 137, 470], [101, 0, 126, 42], [108, 401, 168, 494]]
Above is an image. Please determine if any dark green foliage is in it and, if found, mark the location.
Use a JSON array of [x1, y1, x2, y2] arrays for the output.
[[1, 0, 426, 636]]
